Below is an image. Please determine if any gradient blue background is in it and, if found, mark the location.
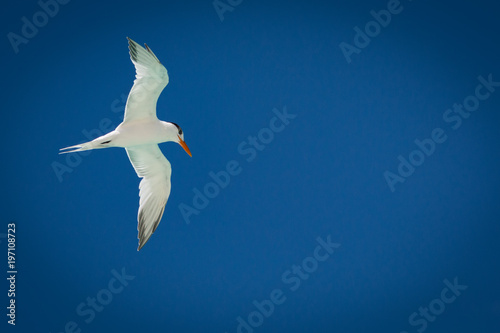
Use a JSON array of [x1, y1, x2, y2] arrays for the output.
[[1, 0, 500, 332]]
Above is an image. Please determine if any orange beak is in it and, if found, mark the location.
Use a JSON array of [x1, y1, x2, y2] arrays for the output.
[[178, 136, 192, 157]]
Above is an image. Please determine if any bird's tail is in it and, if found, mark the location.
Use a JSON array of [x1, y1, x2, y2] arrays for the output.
[[59, 141, 96, 154], [60, 132, 116, 154]]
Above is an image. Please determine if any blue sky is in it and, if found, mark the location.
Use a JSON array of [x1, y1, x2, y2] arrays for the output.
[[2, 0, 500, 332]]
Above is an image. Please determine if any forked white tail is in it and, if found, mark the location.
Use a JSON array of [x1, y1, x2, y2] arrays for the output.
[[59, 141, 98, 154]]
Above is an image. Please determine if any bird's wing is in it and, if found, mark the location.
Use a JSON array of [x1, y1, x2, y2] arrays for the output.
[[125, 144, 172, 250], [124, 37, 169, 123]]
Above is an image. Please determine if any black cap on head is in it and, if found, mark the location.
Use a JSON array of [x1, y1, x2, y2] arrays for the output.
[[170, 122, 183, 135]]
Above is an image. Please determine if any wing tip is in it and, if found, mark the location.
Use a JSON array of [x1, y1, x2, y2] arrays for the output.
[[126, 36, 136, 47], [135, 205, 166, 251], [137, 234, 150, 251], [144, 43, 161, 63], [126, 37, 162, 65]]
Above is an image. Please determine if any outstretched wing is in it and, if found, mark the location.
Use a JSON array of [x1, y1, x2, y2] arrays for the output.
[[125, 144, 172, 250], [124, 37, 169, 122]]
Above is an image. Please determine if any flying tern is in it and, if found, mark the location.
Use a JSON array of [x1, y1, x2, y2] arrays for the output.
[[60, 37, 192, 251]]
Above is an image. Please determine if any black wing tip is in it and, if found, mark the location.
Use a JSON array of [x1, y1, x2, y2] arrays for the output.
[[126, 37, 162, 65], [126, 37, 135, 47], [136, 208, 165, 251], [137, 235, 151, 251], [127, 37, 137, 48], [127, 39, 139, 62]]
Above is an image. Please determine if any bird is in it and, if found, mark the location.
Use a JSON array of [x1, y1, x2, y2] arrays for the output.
[[60, 37, 192, 251]]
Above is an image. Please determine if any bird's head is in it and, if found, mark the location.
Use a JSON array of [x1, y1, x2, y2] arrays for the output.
[[163, 121, 192, 157]]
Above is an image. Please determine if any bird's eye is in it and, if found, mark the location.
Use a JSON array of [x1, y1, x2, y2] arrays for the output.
[[171, 122, 182, 135]]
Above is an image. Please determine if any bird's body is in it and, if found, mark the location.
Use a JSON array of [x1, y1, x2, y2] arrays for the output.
[[60, 38, 191, 250], [67, 120, 177, 150]]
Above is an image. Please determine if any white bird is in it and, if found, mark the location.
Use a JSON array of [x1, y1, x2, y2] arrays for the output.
[[60, 37, 192, 251]]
